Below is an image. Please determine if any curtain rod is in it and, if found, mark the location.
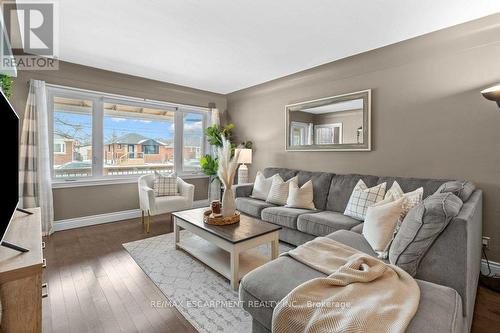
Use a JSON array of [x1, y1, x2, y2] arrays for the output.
[[27, 80, 214, 112]]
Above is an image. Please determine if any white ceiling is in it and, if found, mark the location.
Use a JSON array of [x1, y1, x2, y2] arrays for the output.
[[58, 0, 500, 94]]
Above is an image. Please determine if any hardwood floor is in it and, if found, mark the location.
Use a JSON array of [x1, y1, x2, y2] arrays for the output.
[[42, 214, 196, 333], [472, 285, 500, 332], [42, 215, 500, 333]]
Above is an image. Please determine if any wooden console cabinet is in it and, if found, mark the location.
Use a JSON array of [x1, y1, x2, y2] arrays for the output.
[[0, 208, 43, 333]]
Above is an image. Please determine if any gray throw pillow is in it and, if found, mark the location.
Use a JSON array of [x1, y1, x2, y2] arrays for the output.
[[435, 180, 475, 202], [389, 192, 463, 276]]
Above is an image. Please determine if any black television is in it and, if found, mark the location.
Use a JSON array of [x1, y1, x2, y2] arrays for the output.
[[1, 89, 31, 253]]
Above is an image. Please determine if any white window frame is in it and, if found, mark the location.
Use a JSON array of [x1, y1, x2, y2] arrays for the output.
[[47, 85, 210, 187], [53, 141, 66, 154], [290, 121, 310, 146], [178, 109, 208, 174], [314, 123, 343, 144]]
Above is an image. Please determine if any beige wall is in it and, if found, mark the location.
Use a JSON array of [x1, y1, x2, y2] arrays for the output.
[[12, 61, 225, 220], [52, 177, 208, 220], [291, 111, 315, 123], [227, 14, 500, 261]]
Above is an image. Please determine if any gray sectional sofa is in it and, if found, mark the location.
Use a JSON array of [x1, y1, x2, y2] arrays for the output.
[[235, 167, 482, 333]]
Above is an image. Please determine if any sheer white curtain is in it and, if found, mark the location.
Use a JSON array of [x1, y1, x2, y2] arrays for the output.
[[19, 79, 54, 235], [211, 108, 220, 127]]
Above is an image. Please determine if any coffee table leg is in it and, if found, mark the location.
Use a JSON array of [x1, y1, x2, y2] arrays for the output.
[[174, 217, 180, 249], [230, 249, 240, 291], [271, 233, 279, 260]]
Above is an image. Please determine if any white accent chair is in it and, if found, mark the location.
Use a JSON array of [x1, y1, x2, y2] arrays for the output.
[[138, 174, 195, 233]]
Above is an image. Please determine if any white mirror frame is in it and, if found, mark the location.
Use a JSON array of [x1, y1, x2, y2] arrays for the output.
[[285, 89, 371, 152]]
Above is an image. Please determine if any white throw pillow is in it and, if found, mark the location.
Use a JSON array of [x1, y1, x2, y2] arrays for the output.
[[363, 196, 405, 258], [153, 171, 178, 197], [344, 180, 386, 220], [251, 171, 276, 200], [385, 181, 423, 216], [266, 175, 298, 206], [285, 179, 316, 210]]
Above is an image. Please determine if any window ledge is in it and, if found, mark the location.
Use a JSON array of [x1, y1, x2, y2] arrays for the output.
[[52, 174, 209, 189]]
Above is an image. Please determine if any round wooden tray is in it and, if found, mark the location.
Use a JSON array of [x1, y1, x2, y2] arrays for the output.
[[203, 210, 240, 225]]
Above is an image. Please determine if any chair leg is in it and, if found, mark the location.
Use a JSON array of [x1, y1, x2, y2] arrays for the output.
[[141, 210, 145, 225], [147, 210, 152, 233]]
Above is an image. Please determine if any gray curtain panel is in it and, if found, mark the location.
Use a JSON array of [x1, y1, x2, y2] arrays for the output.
[[19, 79, 54, 235]]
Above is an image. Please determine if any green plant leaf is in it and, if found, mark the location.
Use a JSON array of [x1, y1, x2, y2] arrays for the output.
[[200, 154, 218, 176], [0, 75, 13, 98], [204, 125, 223, 147]]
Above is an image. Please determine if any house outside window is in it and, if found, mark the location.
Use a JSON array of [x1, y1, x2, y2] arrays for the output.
[[54, 141, 66, 154], [47, 85, 209, 182], [142, 143, 159, 155]]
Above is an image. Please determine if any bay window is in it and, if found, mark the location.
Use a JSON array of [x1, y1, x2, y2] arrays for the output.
[[47, 85, 209, 183]]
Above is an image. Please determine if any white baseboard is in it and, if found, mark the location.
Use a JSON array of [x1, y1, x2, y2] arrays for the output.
[[53, 199, 209, 232], [52, 209, 142, 232], [482, 258, 500, 276]]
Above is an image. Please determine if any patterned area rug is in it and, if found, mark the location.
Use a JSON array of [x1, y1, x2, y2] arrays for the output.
[[123, 231, 292, 333]]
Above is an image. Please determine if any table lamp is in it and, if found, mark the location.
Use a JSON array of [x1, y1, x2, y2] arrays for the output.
[[236, 149, 252, 184]]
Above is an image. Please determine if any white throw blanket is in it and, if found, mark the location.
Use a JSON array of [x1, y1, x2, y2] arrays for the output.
[[272, 237, 420, 333]]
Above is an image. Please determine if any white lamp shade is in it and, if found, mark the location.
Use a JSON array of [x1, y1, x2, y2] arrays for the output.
[[236, 148, 252, 164]]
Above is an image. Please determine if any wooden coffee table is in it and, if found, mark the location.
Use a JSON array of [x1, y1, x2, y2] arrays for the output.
[[172, 208, 281, 290]]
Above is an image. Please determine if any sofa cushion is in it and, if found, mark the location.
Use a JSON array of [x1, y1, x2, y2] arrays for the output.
[[262, 167, 298, 181], [385, 181, 424, 216], [285, 179, 315, 210], [261, 207, 312, 229], [153, 172, 178, 196], [297, 211, 360, 237], [326, 174, 380, 213], [435, 180, 475, 202], [240, 256, 322, 329], [250, 171, 276, 200], [377, 176, 447, 200], [325, 230, 380, 258], [343, 180, 387, 220], [296, 171, 335, 210], [240, 255, 463, 333], [350, 223, 363, 234], [235, 197, 275, 218], [234, 183, 253, 198], [266, 175, 297, 205], [153, 195, 191, 213], [389, 192, 463, 276], [363, 197, 406, 257]]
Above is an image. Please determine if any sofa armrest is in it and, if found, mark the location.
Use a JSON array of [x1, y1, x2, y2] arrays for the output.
[[139, 185, 155, 211], [406, 280, 464, 333], [415, 189, 482, 325], [177, 177, 195, 204], [234, 183, 254, 198]]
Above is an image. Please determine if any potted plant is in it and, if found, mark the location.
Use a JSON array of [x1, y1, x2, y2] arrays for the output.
[[0, 75, 13, 98], [200, 123, 235, 201], [200, 154, 220, 201]]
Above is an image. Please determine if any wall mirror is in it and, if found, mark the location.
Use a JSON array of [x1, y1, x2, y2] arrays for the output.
[[286, 89, 371, 151]]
